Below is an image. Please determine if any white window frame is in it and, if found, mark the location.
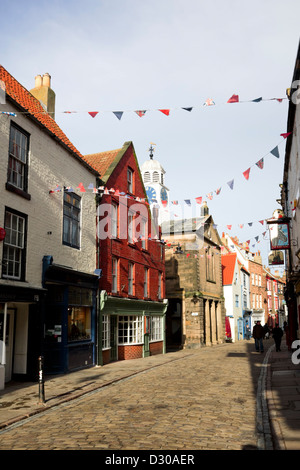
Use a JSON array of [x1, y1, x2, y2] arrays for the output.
[[118, 315, 143, 345], [150, 316, 163, 342], [128, 262, 134, 295], [2, 210, 26, 280], [127, 168, 133, 193], [102, 315, 110, 350], [158, 272, 162, 299], [111, 203, 118, 238], [144, 267, 149, 298], [112, 257, 118, 293], [128, 211, 134, 243]]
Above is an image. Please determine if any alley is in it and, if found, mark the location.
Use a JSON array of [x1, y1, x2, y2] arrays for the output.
[[0, 340, 269, 451]]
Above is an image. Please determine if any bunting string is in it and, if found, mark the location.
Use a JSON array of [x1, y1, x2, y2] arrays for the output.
[[0, 93, 288, 120]]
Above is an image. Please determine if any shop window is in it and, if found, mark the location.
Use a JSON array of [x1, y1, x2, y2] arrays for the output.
[[150, 316, 163, 341], [102, 315, 110, 349], [68, 306, 91, 342], [118, 315, 143, 344]]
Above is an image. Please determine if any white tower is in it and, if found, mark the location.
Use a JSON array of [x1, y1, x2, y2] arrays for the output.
[[141, 145, 170, 225]]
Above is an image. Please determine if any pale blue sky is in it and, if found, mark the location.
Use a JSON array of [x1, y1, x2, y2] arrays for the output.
[[1, 0, 300, 268]]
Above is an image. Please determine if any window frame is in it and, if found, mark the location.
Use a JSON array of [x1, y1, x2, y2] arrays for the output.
[[150, 316, 163, 342], [63, 190, 81, 249], [2, 208, 27, 281], [144, 267, 149, 298], [112, 257, 118, 293], [127, 167, 133, 193], [7, 122, 30, 199], [118, 315, 143, 345], [128, 262, 134, 296]]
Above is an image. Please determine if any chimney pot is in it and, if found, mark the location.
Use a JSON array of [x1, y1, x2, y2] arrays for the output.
[[42, 73, 51, 87], [35, 75, 43, 87]]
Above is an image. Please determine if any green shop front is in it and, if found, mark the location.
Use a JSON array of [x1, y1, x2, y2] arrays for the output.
[[98, 292, 168, 365], [42, 256, 98, 374]]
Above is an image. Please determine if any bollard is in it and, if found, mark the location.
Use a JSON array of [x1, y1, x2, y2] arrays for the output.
[[38, 356, 45, 404]]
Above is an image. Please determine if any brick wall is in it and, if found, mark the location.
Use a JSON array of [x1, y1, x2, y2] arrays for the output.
[[118, 344, 143, 360], [97, 144, 165, 301]]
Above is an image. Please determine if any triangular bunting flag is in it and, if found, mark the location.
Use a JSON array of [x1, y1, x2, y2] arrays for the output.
[[252, 97, 262, 102], [248, 222, 253, 227], [113, 111, 123, 120], [77, 183, 86, 192], [243, 168, 251, 180], [227, 225, 232, 230], [171, 200, 178, 205], [88, 112, 98, 118], [270, 146, 280, 158], [227, 94, 239, 103], [159, 109, 170, 116], [135, 110, 147, 117], [256, 158, 264, 169], [207, 192, 213, 200], [227, 179, 234, 190], [182, 107, 193, 112], [215, 187, 222, 195], [195, 197, 202, 204], [280, 132, 292, 139], [184, 199, 191, 205], [203, 98, 215, 106], [259, 220, 264, 225]]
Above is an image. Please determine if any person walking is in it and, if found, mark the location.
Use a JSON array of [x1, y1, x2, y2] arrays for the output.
[[252, 320, 264, 353], [272, 323, 283, 352]]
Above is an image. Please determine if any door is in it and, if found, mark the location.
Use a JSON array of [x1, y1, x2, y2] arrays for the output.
[[0, 308, 15, 382], [110, 316, 118, 361], [144, 316, 150, 357]]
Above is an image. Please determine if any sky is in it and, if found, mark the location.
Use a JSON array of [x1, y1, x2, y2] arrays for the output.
[[1, 0, 300, 271]]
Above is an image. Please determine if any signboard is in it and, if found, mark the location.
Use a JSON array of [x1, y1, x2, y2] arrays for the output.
[[268, 250, 284, 265], [269, 222, 290, 250]]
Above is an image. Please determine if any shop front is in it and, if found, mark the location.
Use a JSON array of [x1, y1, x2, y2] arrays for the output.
[[42, 257, 98, 375], [0, 285, 46, 387], [99, 293, 167, 365]]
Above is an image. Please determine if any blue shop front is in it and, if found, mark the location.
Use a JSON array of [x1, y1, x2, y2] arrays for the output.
[[42, 256, 98, 375]]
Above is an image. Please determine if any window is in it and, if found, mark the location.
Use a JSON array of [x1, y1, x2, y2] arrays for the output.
[[158, 272, 162, 299], [2, 209, 26, 280], [243, 293, 247, 308], [102, 315, 110, 349], [128, 211, 134, 243], [112, 258, 118, 293], [150, 316, 163, 341], [235, 295, 239, 307], [128, 262, 134, 295], [118, 315, 143, 344], [63, 191, 81, 248], [127, 168, 133, 193], [111, 203, 118, 238], [144, 171, 150, 183], [206, 247, 215, 282], [7, 123, 29, 192], [141, 218, 147, 249], [144, 267, 149, 297], [68, 307, 91, 342], [153, 171, 159, 182]]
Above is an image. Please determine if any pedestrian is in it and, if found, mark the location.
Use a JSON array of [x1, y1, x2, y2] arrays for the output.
[[263, 323, 270, 339], [252, 320, 264, 353], [272, 323, 283, 351]]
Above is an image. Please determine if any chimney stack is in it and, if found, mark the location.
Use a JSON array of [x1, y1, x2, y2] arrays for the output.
[[30, 73, 56, 119]]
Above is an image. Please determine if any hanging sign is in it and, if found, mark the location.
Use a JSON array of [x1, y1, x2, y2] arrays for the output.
[[268, 221, 290, 250], [268, 250, 284, 265], [0, 228, 6, 241]]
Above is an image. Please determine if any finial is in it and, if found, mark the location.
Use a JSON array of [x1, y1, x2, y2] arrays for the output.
[[149, 142, 156, 159]]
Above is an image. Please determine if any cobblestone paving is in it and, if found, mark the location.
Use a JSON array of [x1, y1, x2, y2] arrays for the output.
[[0, 341, 265, 450]]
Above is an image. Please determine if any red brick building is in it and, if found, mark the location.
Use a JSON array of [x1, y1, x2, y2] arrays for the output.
[[85, 142, 167, 364]]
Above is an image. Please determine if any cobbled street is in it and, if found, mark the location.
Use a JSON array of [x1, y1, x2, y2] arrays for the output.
[[0, 341, 267, 451]]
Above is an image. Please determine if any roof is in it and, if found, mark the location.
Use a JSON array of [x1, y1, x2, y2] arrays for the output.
[[221, 253, 237, 285], [161, 216, 209, 234], [0, 65, 98, 175], [85, 147, 124, 183]]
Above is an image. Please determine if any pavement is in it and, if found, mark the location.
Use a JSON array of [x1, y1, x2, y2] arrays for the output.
[[0, 338, 300, 450]]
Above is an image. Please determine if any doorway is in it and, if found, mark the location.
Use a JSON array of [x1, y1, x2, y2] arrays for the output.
[[0, 308, 15, 382]]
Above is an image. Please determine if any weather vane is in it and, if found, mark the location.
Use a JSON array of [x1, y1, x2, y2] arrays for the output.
[[149, 142, 156, 159]]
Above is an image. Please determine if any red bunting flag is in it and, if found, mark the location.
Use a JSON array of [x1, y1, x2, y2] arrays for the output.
[[227, 94, 239, 103], [256, 158, 264, 169], [159, 109, 170, 116], [135, 110, 147, 117], [280, 132, 292, 139], [88, 112, 99, 118], [227, 225, 232, 230], [195, 197, 202, 204], [243, 168, 251, 180], [259, 220, 264, 225]]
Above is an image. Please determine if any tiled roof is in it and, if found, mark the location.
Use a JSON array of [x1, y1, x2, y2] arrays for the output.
[[85, 142, 132, 184], [221, 252, 237, 285], [0, 65, 98, 175], [85, 148, 122, 182]]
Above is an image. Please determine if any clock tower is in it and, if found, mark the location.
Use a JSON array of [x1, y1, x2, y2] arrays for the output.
[[141, 145, 170, 225]]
